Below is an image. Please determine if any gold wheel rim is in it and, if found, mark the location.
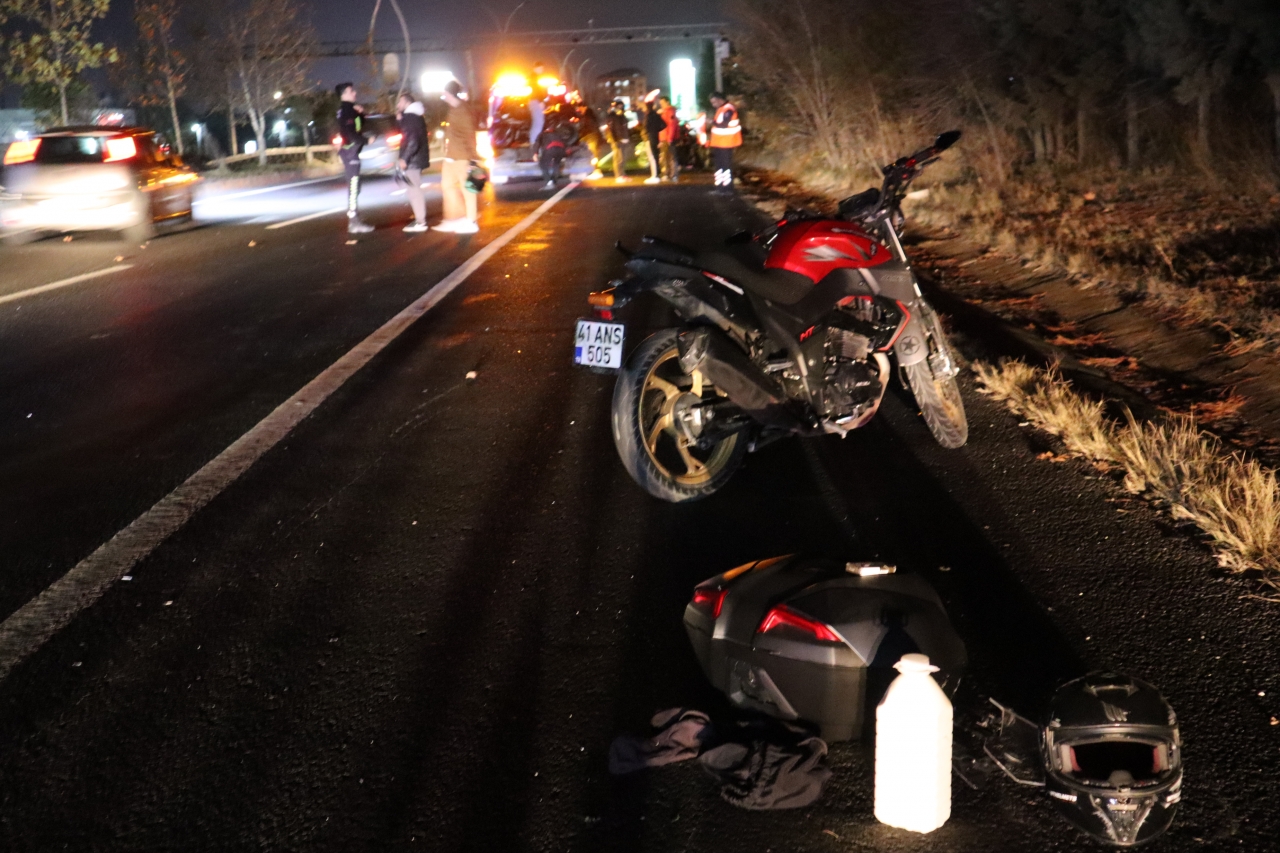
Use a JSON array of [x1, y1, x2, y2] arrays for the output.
[[638, 347, 737, 486]]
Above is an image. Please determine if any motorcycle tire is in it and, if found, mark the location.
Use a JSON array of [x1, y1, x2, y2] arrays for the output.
[[612, 328, 747, 502], [904, 360, 968, 449]]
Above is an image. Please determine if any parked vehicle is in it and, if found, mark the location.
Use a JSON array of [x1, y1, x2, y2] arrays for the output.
[[485, 73, 593, 184], [1, 126, 198, 244], [574, 131, 967, 502], [683, 555, 966, 742]]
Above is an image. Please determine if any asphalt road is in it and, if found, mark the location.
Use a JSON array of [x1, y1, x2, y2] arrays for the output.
[[0, 173, 1276, 851]]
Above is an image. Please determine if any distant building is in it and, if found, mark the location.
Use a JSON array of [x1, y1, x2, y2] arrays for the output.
[[595, 69, 646, 109], [0, 110, 38, 144]]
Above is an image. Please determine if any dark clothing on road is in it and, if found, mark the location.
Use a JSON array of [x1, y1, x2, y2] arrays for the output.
[[609, 708, 712, 774], [699, 735, 831, 810], [396, 103, 430, 170]]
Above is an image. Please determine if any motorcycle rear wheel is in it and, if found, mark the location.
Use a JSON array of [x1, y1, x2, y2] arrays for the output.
[[612, 329, 746, 502]]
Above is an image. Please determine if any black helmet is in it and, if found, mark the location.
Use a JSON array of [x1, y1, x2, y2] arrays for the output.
[[1041, 672, 1182, 846]]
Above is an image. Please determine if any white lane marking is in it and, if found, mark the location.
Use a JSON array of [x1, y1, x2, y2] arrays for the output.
[[265, 207, 347, 230], [0, 182, 580, 682], [0, 265, 135, 308], [192, 175, 341, 205]]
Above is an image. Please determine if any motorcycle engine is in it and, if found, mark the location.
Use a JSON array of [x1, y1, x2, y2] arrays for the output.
[[818, 328, 882, 422]]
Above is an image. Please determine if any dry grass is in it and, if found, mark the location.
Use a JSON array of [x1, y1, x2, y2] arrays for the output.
[[975, 360, 1280, 587]]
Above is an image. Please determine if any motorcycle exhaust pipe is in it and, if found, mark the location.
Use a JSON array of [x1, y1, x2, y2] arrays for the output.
[[676, 327, 804, 430]]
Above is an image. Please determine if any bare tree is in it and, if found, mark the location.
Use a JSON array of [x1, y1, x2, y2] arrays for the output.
[[134, 0, 188, 154], [221, 0, 316, 165], [0, 0, 117, 125]]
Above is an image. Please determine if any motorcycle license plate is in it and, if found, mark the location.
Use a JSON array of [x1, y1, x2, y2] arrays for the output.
[[574, 319, 625, 370]]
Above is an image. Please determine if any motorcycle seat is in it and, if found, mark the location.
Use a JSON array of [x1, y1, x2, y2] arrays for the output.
[[696, 250, 814, 305]]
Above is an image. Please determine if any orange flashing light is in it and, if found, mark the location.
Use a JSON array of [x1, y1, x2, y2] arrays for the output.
[[4, 138, 40, 165], [493, 72, 533, 99], [587, 290, 615, 308], [104, 136, 137, 162]]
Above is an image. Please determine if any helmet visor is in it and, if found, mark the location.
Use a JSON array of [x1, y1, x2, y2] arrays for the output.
[[1051, 737, 1178, 788]]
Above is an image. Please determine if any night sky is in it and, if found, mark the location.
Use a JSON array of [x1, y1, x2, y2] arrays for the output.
[[84, 0, 726, 103], [314, 0, 725, 97]]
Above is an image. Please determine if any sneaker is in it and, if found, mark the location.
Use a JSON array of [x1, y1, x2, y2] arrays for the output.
[[644, 176, 661, 184], [347, 218, 374, 234], [403, 221, 429, 233], [543, 181, 557, 190], [433, 218, 461, 233], [615, 176, 631, 184], [453, 220, 479, 234], [587, 170, 605, 180]]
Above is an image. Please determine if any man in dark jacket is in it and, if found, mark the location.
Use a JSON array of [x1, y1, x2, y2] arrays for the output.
[[396, 93, 430, 232], [642, 97, 665, 183], [335, 82, 373, 234], [605, 98, 631, 182], [538, 114, 570, 189]]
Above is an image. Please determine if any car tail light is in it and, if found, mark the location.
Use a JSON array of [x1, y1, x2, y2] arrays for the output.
[[757, 605, 840, 642], [386, 132, 403, 147], [104, 136, 137, 162], [4, 138, 40, 165], [331, 134, 342, 147], [691, 585, 728, 619]]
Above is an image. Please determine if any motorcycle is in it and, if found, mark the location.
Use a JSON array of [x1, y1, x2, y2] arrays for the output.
[[573, 130, 967, 502]]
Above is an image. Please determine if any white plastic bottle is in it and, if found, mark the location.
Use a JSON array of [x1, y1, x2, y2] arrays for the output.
[[874, 653, 953, 833]]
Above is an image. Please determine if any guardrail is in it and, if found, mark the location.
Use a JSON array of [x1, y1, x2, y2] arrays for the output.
[[211, 145, 338, 168]]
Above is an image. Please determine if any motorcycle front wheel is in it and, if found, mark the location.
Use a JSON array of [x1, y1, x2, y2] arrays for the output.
[[612, 329, 747, 502], [903, 307, 968, 448]]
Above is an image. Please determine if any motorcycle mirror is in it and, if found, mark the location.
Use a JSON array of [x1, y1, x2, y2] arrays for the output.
[[935, 129, 962, 151]]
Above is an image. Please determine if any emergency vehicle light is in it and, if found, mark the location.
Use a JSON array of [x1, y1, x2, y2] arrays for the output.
[[493, 72, 533, 99]]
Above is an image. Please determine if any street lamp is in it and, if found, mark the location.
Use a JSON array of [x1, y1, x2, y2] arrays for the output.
[[420, 69, 457, 93], [190, 122, 203, 154], [274, 120, 287, 146], [273, 90, 283, 100]]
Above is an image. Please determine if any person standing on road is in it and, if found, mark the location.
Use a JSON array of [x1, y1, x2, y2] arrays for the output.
[[438, 80, 480, 234], [336, 82, 373, 234], [395, 93, 430, 233], [658, 96, 679, 183], [642, 97, 665, 184], [605, 99, 631, 182], [709, 92, 743, 191], [538, 115, 569, 189], [574, 97, 605, 180]]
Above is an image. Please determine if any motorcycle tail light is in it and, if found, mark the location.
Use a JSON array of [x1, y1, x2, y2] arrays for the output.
[[331, 134, 343, 147], [587, 290, 614, 307], [691, 585, 728, 619], [758, 605, 840, 642]]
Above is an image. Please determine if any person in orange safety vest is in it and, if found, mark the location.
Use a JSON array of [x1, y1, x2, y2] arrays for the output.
[[708, 92, 742, 189]]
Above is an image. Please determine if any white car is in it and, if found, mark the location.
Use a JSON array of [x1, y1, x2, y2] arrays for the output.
[[1, 126, 198, 244]]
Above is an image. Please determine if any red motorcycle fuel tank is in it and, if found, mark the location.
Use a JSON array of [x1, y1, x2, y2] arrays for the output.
[[765, 220, 891, 283]]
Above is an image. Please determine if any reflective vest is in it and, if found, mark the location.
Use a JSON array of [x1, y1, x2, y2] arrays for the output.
[[709, 102, 742, 148]]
